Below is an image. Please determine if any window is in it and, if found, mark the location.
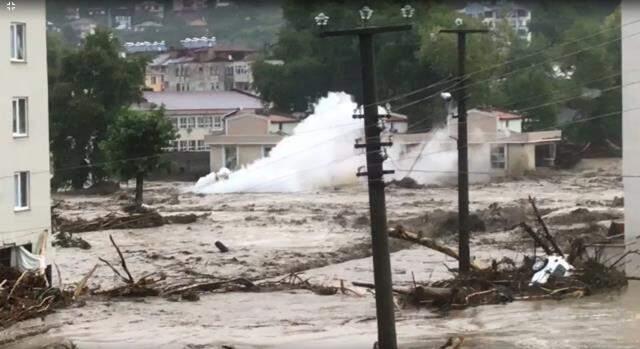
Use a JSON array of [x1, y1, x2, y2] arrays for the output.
[[263, 146, 273, 158], [10, 23, 26, 61], [197, 140, 206, 151], [224, 145, 238, 169], [484, 11, 493, 18], [179, 140, 188, 151], [490, 144, 506, 169], [151, 76, 157, 84], [12, 97, 28, 137], [187, 117, 196, 129], [179, 117, 188, 129], [198, 116, 212, 128], [188, 140, 196, 151], [14, 171, 29, 210], [213, 116, 222, 129], [171, 141, 178, 151]]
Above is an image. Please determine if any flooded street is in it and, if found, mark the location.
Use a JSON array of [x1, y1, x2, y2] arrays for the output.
[[2, 159, 637, 349]]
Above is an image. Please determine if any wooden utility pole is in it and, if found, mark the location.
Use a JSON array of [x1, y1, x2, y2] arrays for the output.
[[440, 27, 488, 274], [320, 23, 411, 349]]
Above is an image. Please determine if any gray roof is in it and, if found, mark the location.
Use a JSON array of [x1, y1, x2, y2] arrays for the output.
[[142, 91, 263, 111]]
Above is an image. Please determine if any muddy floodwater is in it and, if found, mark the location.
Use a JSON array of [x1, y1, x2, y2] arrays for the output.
[[3, 159, 639, 349]]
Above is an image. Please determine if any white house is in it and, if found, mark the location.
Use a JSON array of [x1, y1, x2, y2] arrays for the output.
[[622, 0, 640, 277], [459, 2, 532, 42], [0, 1, 53, 275]]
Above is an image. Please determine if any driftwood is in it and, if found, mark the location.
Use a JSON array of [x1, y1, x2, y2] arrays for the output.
[[389, 225, 481, 271], [520, 223, 553, 255], [528, 196, 564, 256], [215, 241, 229, 253]]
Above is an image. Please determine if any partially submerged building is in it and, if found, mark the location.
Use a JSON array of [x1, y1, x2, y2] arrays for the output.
[[0, 1, 53, 274], [135, 91, 264, 178], [395, 109, 562, 178], [205, 113, 299, 172], [622, 0, 640, 277]]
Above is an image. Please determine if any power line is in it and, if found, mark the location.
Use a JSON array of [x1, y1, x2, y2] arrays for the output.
[[393, 29, 640, 112]]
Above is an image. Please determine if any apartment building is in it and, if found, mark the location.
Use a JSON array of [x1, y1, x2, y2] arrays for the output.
[[0, 1, 53, 272], [622, 0, 640, 277], [144, 46, 257, 92], [459, 2, 532, 42]]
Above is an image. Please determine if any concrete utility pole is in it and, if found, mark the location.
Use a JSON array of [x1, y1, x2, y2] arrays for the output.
[[440, 26, 488, 274], [317, 15, 411, 349]]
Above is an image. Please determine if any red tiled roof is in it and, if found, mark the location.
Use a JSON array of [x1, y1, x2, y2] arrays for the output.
[[486, 109, 524, 120]]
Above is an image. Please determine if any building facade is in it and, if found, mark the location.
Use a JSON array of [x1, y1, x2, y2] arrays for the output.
[[0, 1, 52, 268], [459, 2, 532, 42], [144, 46, 257, 92], [395, 109, 561, 178], [205, 113, 299, 172], [622, 0, 640, 277]]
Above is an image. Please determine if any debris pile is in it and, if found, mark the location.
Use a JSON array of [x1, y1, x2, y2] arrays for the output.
[[0, 267, 71, 328], [387, 196, 631, 311], [53, 232, 91, 250], [54, 211, 205, 233]]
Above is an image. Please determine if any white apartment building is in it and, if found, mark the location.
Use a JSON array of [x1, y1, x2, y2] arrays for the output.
[[0, 1, 53, 272], [622, 0, 640, 277], [459, 2, 532, 42]]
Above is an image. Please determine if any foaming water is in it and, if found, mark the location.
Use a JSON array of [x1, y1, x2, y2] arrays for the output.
[[192, 92, 460, 194]]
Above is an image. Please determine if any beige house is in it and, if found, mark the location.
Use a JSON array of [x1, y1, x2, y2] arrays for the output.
[[395, 109, 562, 178], [205, 113, 299, 172], [622, 0, 640, 277], [0, 1, 53, 271]]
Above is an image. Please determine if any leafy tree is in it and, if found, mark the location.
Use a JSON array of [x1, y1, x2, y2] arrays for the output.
[[100, 108, 177, 206], [49, 29, 147, 189]]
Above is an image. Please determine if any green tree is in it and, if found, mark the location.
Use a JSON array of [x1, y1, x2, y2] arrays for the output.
[[100, 108, 177, 206], [49, 29, 147, 189]]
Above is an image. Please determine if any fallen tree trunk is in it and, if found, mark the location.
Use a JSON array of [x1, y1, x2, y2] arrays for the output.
[[389, 225, 481, 271]]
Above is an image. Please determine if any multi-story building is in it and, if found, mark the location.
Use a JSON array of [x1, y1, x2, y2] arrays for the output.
[[173, 0, 208, 13], [459, 2, 532, 42], [622, 0, 640, 277], [135, 1, 165, 20], [0, 1, 53, 273], [144, 46, 257, 92], [134, 90, 264, 178]]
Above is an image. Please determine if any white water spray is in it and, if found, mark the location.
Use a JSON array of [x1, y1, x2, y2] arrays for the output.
[[192, 92, 464, 194]]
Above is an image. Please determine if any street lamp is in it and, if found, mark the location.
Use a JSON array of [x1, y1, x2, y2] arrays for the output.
[[359, 5, 374, 24], [314, 12, 330, 27], [401, 4, 415, 19]]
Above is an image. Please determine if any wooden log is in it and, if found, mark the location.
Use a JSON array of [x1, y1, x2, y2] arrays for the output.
[[520, 223, 553, 255], [215, 241, 229, 253], [109, 234, 135, 284], [528, 196, 564, 256], [389, 225, 481, 271]]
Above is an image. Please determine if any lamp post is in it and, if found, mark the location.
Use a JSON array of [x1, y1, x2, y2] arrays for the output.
[[440, 19, 488, 274], [315, 5, 414, 349]]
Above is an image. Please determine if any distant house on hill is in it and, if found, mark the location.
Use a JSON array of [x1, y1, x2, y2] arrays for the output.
[[173, 0, 208, 12], [144, 46, 258, 92], [458, 2, 532, 42], [135, 1, 165, 20]]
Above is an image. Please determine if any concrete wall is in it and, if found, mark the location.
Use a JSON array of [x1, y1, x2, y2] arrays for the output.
[[268, 123, 297, 135], [506, 144, 535, 176], [226, 115, 269, 136], [622, 0, 640, 277], [210, 145, 223, 172], [238, 145, 263, 168], [0, 1, 52, 258]]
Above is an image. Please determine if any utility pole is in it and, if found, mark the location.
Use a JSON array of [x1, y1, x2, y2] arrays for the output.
[[440, 25, 488, 274], [316, 7, 413, 349]]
